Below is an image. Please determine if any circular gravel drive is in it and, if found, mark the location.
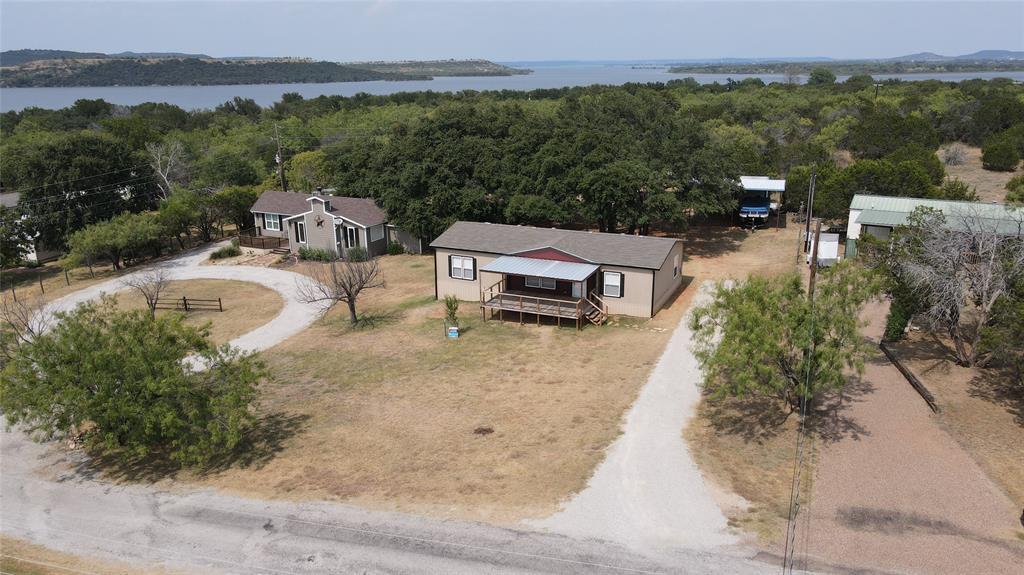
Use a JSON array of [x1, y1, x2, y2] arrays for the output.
[[42, 242, 323, 355]]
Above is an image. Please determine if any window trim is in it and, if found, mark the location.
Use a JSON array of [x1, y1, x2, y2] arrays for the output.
[[525, 276, 556, 290], [263, 213, 281, 231], [346, 226, 357, 248], [449, 255, 476, 281], [602, 271, 623, 298], [295, 221, 306, 244]]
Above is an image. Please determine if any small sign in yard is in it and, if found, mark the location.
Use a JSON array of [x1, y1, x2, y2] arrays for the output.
[[447, 325, 460, 339]]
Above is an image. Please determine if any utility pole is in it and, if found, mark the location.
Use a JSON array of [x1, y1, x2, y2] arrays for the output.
[[803, 167, 817, 253], [783, 218, 822, 575], [275, 125, 288, 192]]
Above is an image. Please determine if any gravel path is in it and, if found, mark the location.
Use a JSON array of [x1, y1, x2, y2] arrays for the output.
[[39, 242, 323, 355], [529, 281, 738, 553], [802, 299, 1024, 574]]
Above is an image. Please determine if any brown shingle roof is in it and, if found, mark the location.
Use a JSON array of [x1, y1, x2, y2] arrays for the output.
[[430, 222, 681, 269], [250, 190, 387, 227]]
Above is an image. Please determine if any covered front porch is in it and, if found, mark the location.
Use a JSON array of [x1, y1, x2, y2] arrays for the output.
[[478, 256, 608, 329]]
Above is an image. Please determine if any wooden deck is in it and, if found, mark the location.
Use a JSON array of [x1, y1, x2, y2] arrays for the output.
[[482, 291, 584, 319]]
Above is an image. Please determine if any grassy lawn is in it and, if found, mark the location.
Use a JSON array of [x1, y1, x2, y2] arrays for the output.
[[111, 279, 283, 345], [184, 254, 689, 522], [0, 537, 180, 575], [891, 333, 1024, 513], [940, 144, 1023, 203]]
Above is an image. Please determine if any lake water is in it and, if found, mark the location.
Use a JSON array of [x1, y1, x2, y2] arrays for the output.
[[2, 64, 1022, 112]]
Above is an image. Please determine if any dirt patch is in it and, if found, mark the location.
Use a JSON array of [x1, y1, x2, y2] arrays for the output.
[[891, 331, 1024, 511], [0, 536, 186, 575], [940, 144, 1024, 203], [112, 279, 283, 345]]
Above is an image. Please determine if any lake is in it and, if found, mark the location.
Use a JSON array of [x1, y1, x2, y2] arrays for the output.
[[2, 64, 1022, 112]]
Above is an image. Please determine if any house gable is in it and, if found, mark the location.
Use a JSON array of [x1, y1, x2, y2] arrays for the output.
[[512, 246, 591, 264]]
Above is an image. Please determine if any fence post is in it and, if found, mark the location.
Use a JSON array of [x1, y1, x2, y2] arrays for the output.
[[182, 296, 189, 312], [218, 297, 223, 312], [38, 274, 44, 294], [10, 285, 17, 303], [64, 268, 70, 286]]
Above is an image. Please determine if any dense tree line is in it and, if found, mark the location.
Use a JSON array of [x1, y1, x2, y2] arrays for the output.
[[0, 58, 419, 88], [2, 77, 1022, 257]]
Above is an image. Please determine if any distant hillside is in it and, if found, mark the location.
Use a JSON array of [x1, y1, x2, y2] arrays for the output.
[[956, 50, 1024, 61], [0, 50, 528, 87], [669, 50, 1024, 76], [0, 49, 108, 67], [351, 59, 530, 77], [0, 59, 417, 87]]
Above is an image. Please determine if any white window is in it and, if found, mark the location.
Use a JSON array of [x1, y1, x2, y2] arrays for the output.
[[450, 255, 475, 280], [525, 276, 556, 290], [673, 254, 681, 278], [263, 213, 281, 231], [369, 224, 384, 242], [335, 225, 343, 245], [602, 271, 622, 298], [295, 221, 306, 244], [345, 227, 357, 248]]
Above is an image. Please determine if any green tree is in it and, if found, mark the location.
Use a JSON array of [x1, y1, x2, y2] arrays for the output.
[[885, 143, 945, 185], [288, 149, 331, 191], [504, 194, 564, 226], [807, 67, 837, 86], [0, 205, 32, 268], [1006, 175, 1024, 204], [979, 278, 1024, 386], [690, 261, 881, 411], [981, 136, 1020, 171], [214, 186, 260, 232], [0, 298, 263, 466]]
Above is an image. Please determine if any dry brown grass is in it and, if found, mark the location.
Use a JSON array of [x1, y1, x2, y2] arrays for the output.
[[940, 144, 1024, 203], [891, 332, 1024, 508], [112, 279, 283, 345], [182, 254, 689, 522], [0, 537, 183, 575]]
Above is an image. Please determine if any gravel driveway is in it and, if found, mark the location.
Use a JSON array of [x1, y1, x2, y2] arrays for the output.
[[39, 242, 323, 355], [529, 281, 738, 552]]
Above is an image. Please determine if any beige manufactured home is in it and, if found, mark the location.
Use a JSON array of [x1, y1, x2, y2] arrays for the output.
[[430, 222, 684, 327]]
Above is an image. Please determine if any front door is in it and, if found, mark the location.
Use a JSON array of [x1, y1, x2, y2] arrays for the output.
[[572, 281, 582, 298]]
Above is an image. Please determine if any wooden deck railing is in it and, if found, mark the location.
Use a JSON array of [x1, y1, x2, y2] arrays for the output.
[[237, 228, 287, 250]]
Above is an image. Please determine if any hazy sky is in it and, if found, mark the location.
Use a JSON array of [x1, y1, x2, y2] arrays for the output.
[[1, 1, 1021, 62]]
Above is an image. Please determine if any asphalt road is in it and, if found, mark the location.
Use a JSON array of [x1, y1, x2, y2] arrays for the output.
[[1, 427, 779, 575]]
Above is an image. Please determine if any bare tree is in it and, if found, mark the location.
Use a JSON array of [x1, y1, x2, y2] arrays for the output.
[[121, 269, 172, 318], [0, 295, 50, 361], [146, 139, 188, 200], [895, 206, 1024, 366], [296, 257, 385, 325]]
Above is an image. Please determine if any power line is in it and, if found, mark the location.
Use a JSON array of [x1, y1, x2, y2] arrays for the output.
[[14, 174, 160, 209], [2, 163, 151, 195]]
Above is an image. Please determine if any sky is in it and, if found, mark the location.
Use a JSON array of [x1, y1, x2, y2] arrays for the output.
[[1, 1, 1021, 62]]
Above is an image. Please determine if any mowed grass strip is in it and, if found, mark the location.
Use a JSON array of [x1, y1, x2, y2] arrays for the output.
[[112, 279, 283, 345], [187, 254, 685, 522]]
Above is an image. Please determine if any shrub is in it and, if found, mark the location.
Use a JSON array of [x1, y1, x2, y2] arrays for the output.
[[387, 241, 405, 255], [1005, 175, 1024, 204], [209, 244, 242, 260], [883, 294, 918, 341], [444, 295, 459, 326], [942, 143, 967, 166], [344, 246, 368, 262], [298, 246, 336, 262], [981, 136, 1020, 171], [937, 178, 979, 201]]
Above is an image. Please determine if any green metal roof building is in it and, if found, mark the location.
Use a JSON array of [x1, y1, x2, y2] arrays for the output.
[[847, 194, 1024, 257]]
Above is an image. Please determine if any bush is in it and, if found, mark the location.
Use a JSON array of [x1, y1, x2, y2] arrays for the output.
[[209, 244, 242, 260], [1006, 175, 1024, 204], [444, 295, 459, 326], [387, 241, 405, 255], [981, 137, 1020, 171], [298, 246, 336, 262], [344, 246, 368, 262], [942, 143, 967, 166], [883, 294, 917, 341], [937, 178, 979, 201]]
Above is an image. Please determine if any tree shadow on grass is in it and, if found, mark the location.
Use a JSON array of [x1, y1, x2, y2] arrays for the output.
[[699, 370, 874, 446], [66, 411, 309, 483], [967, 367, 1024, 427]]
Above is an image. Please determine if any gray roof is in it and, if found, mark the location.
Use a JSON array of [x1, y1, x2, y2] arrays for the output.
[[430, 222, 682, 269], [251, 190, 387, 227], [480, 256, 599, 281], [0, 191, 20, 208]]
